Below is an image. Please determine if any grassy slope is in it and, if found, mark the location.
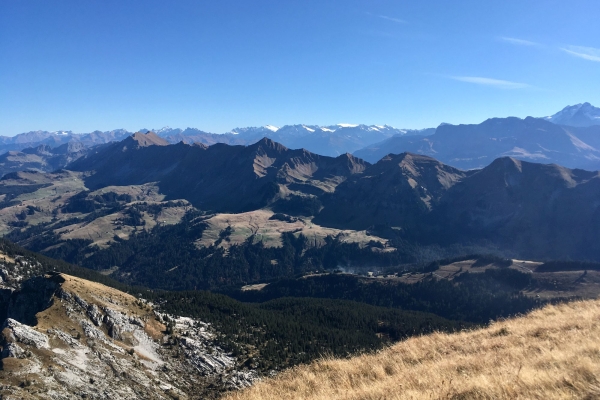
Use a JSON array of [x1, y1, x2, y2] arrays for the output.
[[225, 299, 600, 400]]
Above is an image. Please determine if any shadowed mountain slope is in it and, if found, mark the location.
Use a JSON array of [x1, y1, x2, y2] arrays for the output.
[[315, 153, 600, 260], [5, 132, 600, 261], [69, 133, 369, 212], [439, 157, 600, 259], [314, 153, 471, 230]]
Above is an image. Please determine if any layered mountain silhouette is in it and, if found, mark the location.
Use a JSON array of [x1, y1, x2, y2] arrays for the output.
[[314, 153, 473, 230], [438, 157, 600, 259], [0, 129, 130, 154], [354, 116, 600, 170], [2, 102, 598, 170], [316, 152, 600, 260], [153, 124, 433, 157], [0, 125, 431, 159], [0, 142, 90, 177], [69, 132, 368, 212], [65, 132, 600, 260]]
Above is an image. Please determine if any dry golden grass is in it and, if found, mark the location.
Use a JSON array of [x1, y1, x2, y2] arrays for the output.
[[225, 300, 600, 400], [35, 274, 153, 334], [197, 209, 388, 249]]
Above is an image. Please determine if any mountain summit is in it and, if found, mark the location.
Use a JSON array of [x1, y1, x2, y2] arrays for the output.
[[544, 102, 600, 127]]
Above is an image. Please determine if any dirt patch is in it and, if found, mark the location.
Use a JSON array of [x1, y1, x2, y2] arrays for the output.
[[197, 209, 390, 250]]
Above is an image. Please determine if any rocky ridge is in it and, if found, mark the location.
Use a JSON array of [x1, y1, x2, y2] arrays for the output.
[[0, 255, 258, 399]]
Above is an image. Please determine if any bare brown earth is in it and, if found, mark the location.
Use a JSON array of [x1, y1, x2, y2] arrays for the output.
[[0, 168, 387, 254], [0, 171, 189, 248], [57, 201, 189, 248], [196, 209, 390, 250], [225, 299, 600, 400], [0, 171, 87, 235]]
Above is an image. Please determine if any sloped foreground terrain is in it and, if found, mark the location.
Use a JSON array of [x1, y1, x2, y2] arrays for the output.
[[0, 272, 256, 399], [226, 299, 600, 400]]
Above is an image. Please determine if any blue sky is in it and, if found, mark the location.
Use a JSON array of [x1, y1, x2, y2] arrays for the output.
[[1, 0, 599, 135]]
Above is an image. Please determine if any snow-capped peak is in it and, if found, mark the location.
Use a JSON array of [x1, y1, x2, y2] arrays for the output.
[[264, 125, 279, 132], [337, 123, 358, 128], [545, 102, 600, 127]]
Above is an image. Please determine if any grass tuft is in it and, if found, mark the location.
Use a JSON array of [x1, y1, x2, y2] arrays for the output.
[[225, 300, 600, 400]]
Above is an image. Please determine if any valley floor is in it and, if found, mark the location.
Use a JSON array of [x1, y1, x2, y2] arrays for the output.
[[225, 299, 600, 400]]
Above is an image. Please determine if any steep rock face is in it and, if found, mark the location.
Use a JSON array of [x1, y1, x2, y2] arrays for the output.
[[0, 273, 257, 399], [69, 135, 369, 213], [314, 153, 469, 230]]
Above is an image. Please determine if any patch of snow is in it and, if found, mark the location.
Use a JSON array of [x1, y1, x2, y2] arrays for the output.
[[264, 125, 279, 132], [337, 123, 358, 128], [302, 125, 315, 132], [320, 127, 335, 132]]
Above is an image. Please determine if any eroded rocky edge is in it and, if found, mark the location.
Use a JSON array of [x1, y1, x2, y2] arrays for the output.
[[0, 265, 258, 399]]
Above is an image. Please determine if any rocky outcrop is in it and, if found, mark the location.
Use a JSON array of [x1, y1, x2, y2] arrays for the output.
[[0, 273, 259, 399], [2, 318, 49, 349]]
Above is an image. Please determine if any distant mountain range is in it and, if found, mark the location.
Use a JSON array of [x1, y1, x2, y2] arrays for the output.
[[354, 116, 600, 169], [1, 102, 600, 177], [149, 124, 435, 157], [0, 142, 91, 179], [0, 124, 432, 158]]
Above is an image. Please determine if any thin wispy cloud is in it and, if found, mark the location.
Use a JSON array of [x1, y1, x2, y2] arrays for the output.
[[498, 37, 540, 46], [451, 76, 530, 89], [561, 45, 600, 62], [367, 12, 407, 24], [378, 15, 406, 24]]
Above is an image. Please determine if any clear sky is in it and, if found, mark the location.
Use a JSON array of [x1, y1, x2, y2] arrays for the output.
[[1, 0, 599, 135]]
